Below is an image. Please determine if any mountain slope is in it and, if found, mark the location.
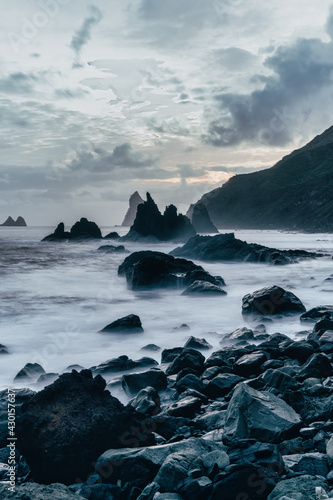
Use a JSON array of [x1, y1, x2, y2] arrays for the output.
[[193, 126, 333, 231]]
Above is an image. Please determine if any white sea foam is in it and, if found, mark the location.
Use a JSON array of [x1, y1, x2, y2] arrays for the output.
[[0, 226, 332, 395]]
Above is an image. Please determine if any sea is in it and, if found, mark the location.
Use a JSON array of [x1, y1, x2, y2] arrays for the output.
[[0, 226, 332, 401]]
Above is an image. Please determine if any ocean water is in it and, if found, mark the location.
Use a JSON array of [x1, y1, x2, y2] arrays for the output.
[[0, 226, 332, 398]]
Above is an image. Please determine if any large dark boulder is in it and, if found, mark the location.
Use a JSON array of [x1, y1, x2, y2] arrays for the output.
[[121, 191, 144, 227], [171, 233, 319, 264], [190, 202, 218, 234], [42, 218, 102, 241], [16, 370, 155, 485], [123, 192, 196, 242], [100, 314, 144, 333], [224, 383, 301, 444], [242, 285, 306, 316], [118, 251, 222, 291], [267, 475, 328, 500], [296, 353, 333, 381]]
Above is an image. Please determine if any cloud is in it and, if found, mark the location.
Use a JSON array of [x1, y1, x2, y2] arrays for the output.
[[0, 72, 38, 95], [213, 47, 257, 71], [203, 36, 333, 147], [70, 6, 103, 67]]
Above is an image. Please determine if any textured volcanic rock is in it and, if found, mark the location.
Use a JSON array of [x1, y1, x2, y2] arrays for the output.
[[123, 192, 196, 242], [171, 233, 320, 264], [16, 369, 154, 484], [242, 285, 305, 316], [224, 383, 301, 444]]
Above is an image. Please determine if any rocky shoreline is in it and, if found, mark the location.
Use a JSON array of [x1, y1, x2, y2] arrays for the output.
[[1, 294, 333, 499]]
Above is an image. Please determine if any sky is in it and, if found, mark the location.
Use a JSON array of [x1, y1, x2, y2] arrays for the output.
[[1, 0, 333, 225]]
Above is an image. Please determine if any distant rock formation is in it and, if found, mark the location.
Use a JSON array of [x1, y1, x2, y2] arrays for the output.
[[42, 218, 102, 241], [190, 203, 218, 233], [121, 191, 144, 227], [123, 192, 196, 242], [1, 216, 27, 227]]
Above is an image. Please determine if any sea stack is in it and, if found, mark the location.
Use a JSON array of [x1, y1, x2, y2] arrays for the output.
[[1, 216, 27, 227], [121, 191, 144, 226], [123, 192, 196, 242]]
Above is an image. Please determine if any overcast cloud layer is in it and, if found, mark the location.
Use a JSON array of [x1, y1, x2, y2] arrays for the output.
[[1, 0, 333, 224]]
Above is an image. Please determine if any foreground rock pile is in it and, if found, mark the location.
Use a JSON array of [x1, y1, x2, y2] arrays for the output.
[[2, 309, 333, 499]]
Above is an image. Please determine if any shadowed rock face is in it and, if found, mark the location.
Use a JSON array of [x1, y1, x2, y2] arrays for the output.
[[123, 193, 196, 242], [118, 251, 224, 291], [171, 233, 322, 265], [190, 203, 218, 234], [42, 218, 102, 241], [1, 216, 27, 226], [16, 369, 155, 485], [190, 125, 333, 232], [121, 191, 144, 226]]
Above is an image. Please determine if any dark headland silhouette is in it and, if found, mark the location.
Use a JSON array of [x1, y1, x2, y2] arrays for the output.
[[1, 216, 27, 227], [191, 125, 333, 231]]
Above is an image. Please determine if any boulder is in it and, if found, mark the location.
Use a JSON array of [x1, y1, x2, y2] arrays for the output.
[[123, 193, 196, 242], [141, 344, 161, 352], [211, 464, 278, 500], [118, 251, 211, 290], [43, 218, 102, 241], [161, 348, 184, 364], [297, 353, 333, 381], [184, 337, 212, 350], [190, 203, 218, 234], [100, 314, 144, 333], [222, 327, 254, 343], [182, 281, 227, 296], [267, 475, 328, 500], [122, 369, 168, 396], [97, 244, 126, 253], [205, 373, 244, 398], [14, 363, 45, 381], [122, 191, 145, 227], [153, 451, 201, 492], [171, 233, 317, 264], [0, 344, 9, 354], [128, 387, 161, 415], [228, 441, 284, 475], [95, 437, 226, 488], [281, 341, 315, 363], [176, 374, 205, 394], [233, 351, 269, 377], [91, 355, 158, 375], [166, 349, 205, 376], [104, 231, 120, 239], [0, 482, 85, 499], [242, 285, 306, 316], [224, 383, 301, 444], [167, 396, 202, 418], [16, 370, 155, 484], [301, 305, 333, 322]]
